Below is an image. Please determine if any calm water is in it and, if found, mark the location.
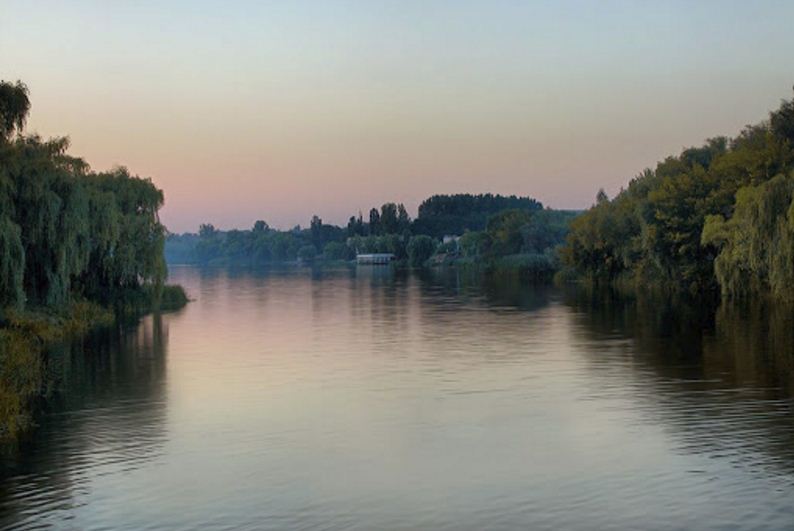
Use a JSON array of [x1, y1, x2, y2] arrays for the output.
[[2, 266, 794, 530]]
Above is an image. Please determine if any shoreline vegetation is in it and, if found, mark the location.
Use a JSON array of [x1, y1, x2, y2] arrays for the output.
[[5, 77, 794, 440], [166, 194, 580, 283], [562, 88, 794, 300], [0, 301, 112, 440], [0, 81, 187, 440], [166, 87, 794, 301]]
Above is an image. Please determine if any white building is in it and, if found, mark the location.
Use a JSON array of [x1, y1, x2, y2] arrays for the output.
[[356, 253, 395, 265]]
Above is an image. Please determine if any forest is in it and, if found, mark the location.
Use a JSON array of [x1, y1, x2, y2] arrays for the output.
[[165, 194, 578, 280], [561, 88, 794, 300], [0, 80, 186, 438]]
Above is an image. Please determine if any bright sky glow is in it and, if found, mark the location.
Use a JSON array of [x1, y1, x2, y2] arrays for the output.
[[2, 0, 792, 231]]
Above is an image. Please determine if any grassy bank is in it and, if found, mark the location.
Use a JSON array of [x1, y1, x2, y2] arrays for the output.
[[0, 301, 112, 439]]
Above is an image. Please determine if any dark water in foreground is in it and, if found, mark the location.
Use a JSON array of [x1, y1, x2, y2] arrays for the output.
[[2, 266, 794, 530]]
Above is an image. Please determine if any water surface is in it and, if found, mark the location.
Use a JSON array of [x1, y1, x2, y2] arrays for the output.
[[2, 267, 793, 529]]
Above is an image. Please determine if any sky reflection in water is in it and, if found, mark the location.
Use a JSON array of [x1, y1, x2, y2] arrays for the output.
[[1, 266, 793, 530]]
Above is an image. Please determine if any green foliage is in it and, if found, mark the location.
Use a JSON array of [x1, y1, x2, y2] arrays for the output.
[[368, 208, 381, 235], [486, 210, 534, 255], [482, 208, 576, 259], [407, 235, 437, 267], [459, 231, 491, 257], [0, 81, 185, 440], [156, 285, 190, 312], [522, 210, 579, 253], [0, 329, 40, 439], [271, 231, 301, 261], [170, 195, 573, 274], [297, 244, 317, 263], [168, 195, 569, 271], [380, 203, 398, 234], [0, 80, 30, 140], [702, 173, 794, 299], [0, 216, 24, 307], [323, 241, 353, 261], [346, 213, 365, 236], [562, 190, 641, 280], [164, 232, 199, 263], [82, 168, 167, 301], [413, 193, 543, 238], [771, 91, 794, 143], [185, 215, 346, 265], [0, 87, 169, 309], [435, 240, 458, 255], [563, 89, 794, 296], [397, 204, 411, 233], [0, 300, 114, 439], [491, 253, 557, 282], [348, 234, 407, 258], [423, 207, 575, 274]]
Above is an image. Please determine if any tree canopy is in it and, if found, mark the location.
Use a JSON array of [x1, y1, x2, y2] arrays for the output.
[[412, 194, 543, 238], [0, 81, 30, 140], [0, 80, 168, 310], [562, 88, 794, 298]]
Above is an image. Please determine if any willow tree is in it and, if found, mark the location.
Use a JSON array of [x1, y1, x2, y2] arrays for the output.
[[0, 79, 168, 309], [4, 136, 93, 306], [702, 173, 794, 299], [0, 216, 24, 307], [0, 80, 30, 141], [1, 81, 89, 307], [0, 81, 30, 307], [75, 167, 166, 303], [563, 89, 794, 292]]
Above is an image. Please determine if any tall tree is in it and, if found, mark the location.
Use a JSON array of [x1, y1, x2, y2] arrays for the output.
[[0, 80, 30, 140], [369, 208, 381, 235], [380, 203, 399, 234], [397, 203, 411, 233], [310, 215, 323, 247]]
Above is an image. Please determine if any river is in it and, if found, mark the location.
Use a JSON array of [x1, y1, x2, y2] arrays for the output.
[[1, 266, 793, 530]]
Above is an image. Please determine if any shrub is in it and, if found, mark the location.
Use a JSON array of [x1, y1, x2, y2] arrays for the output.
[[297, 245, 317, 263], [323, 241, 353, 261], [407, 235, 437, 267]]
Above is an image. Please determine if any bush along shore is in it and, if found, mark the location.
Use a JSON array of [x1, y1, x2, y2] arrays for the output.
[[0, 301, 112, 439], [0, 80, 187, 440]]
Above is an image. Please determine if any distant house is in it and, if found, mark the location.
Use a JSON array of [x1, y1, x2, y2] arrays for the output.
[[442, 235, 461, 245], [356, 253, 395, 265]]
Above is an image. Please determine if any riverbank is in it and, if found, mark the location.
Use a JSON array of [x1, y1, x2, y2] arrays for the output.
[[0, 285, 188, 441]]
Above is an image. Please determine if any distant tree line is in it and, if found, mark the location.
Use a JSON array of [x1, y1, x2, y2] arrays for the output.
[[170, 86, 794, 299], [166, 194, 577, 279], [562, 88, 794, 299]]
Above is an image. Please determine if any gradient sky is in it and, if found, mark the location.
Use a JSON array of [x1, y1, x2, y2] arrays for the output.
[[2, 1, 793, 232]]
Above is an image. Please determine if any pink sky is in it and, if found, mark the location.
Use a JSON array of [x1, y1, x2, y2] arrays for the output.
[[2, 1, 792, 232]]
